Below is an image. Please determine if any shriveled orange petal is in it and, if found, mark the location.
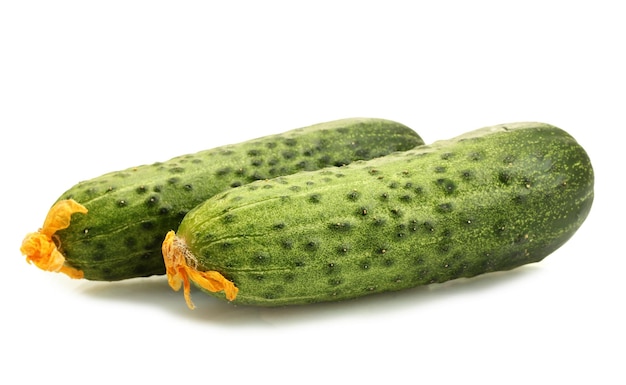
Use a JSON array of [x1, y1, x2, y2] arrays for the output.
[[20, 199, 87, 279], [41, 199, 88, 237], [188, 269, 239, 302], [162, 230, 238, 309], [21, 232, 64, 271], [162, 231, 186, 292]]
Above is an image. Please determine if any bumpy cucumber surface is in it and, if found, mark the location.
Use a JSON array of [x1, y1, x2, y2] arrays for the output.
[[173, 122, 594, 306], [33, 118, 424, 280]]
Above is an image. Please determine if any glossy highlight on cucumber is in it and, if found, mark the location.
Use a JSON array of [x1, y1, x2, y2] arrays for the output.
[[165, 122, 593, 308]]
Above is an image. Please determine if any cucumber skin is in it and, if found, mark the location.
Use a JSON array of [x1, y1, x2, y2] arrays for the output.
[[178, 122, 594, 306], [54, 118, 424, 280]]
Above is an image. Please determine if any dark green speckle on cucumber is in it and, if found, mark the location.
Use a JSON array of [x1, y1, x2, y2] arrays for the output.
[[169, 122, 594, 307], [22, 118, 424, 281]]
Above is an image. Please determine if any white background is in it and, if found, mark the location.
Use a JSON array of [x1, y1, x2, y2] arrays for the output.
[[1, 1, 623, 384]]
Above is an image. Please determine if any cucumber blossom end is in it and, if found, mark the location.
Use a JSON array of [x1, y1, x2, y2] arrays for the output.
[[162, 230, 238, 309], [20, 199, 87, 279]]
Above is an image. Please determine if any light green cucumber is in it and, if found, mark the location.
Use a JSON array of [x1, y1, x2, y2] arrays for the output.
[[170, 122, 594, 307], [22, 118, 424, 281]]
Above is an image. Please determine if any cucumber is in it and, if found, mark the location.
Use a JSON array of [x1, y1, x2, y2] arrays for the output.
[[21, 118, 424, 281], [164, 122, 594, 308]]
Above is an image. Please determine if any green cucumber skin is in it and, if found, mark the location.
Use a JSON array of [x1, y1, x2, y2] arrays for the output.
[[54, 118, 424, 280], [178, 122, 594, 306]]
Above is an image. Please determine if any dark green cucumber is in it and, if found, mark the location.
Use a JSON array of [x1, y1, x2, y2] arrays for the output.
[[172, 122, 593, 306], [25, 118, 424, 280]]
